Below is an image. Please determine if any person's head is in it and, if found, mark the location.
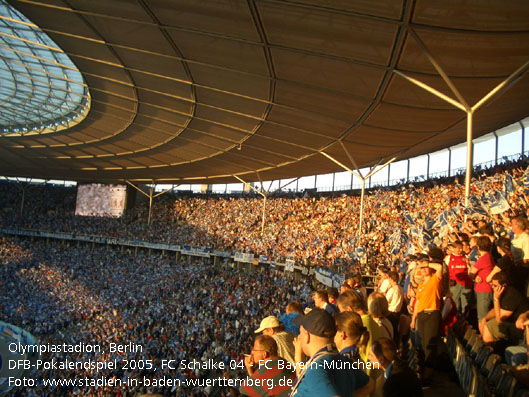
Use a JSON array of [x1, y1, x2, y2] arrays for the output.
[[428, 247, 444, 264], [452, 241, 463, 256], [477, 235, 492, 253], [251, 335, 278, 363], [369, 337, 397, 371], [294, 308, 337, 357], [491, 271, 509, 289], [367, 292, 389, 320], [340, 282, 352, 294], [466, 220, 478, 233], [313, 290, 329, 308], [469, 235, 478, 249], [254, 316, 284, 336], [286, 301, 303, 315], [337, 290, 366, 314], [327, 287, 339, 303], [415, 255, 434, 278], [334, 311, 369, 355], [496, 237, 512, 257], [512, 216, 527, 236], [479, 225, 495, 237], [378, 267, 390, 278], [352, 274, 362, 286], [388, 271, 399, 286], [477, 219, 488, 229]]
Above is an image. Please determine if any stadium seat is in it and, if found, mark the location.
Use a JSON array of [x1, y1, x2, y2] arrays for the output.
[[474, 345, 490, 369], [460, 351, 475, 395], [489, 361, 508, 394], [473, 365, 490, 397], [482, 353, 502, 377], [463, 327, 478, 350], [466, 332, 479, 352], [470, 337, 483, 359], [496, 371, 517, 397]]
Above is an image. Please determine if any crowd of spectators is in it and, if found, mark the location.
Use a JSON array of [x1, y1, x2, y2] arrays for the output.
[[1, 158, 528, 273], [1, 237, 312, 396], [2, 157, 529, 395]]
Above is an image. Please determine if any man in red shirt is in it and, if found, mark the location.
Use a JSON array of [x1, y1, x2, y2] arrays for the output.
[[241, 335, 296, 396], [448, 241, 472, 315], [470, 236, 494, 322]]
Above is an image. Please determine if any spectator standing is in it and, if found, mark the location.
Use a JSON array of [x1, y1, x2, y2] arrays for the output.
[[410, 256, 443, 382], [447, 241, 472, 314], [470, 236, 495, 322], [291, 309, 374, 397]]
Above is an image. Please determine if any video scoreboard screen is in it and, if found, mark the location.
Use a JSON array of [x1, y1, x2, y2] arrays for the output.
[[75, 184, 127, 217]]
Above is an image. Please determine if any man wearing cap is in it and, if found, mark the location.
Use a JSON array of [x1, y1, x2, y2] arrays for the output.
[[410, 254, 443, 383], [290, 308, 374, 397], [241, 335, 296, 397], [255, 316, 295, 365]]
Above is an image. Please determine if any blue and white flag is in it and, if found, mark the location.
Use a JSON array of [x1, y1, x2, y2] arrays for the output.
[[489, 193, 511, 215], [504, 174, 514, 194], [403, 212, 415, 226], [389, 229, 406, 255], [465, 195, 488, 216], [353, 246, 365, 260], [423, 229, 434, 245]]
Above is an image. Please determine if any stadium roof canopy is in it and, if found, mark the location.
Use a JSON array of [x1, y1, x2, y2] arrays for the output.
[[1, 0, 529, 185]]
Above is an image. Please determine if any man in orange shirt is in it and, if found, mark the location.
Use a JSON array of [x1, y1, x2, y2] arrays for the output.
[[410, 254, 443, 383]]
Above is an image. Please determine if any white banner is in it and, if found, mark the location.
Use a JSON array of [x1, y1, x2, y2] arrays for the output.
[[234, 252, 254, 263], [285, 259, 295, 272]]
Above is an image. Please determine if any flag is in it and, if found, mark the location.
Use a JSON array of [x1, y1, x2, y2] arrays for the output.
[[422, 229, 434, 246], [403, 212, 415, 226], [389, 229, 402, 254], [353, 246, 365, 260], [465, 195, 488, 216], [504, 174, 514, 194], [489, 192, 511, 215]]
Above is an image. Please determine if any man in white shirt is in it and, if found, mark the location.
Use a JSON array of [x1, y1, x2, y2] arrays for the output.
[[386, 271, 404, 314], [386, 271, 404, 345], [377, 267, 391, 295], [512, 216, 529, 266]]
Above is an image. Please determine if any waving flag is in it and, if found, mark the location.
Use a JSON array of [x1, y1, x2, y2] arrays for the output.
[[489, 192, 511, 215], [504, 174, 514, 194]]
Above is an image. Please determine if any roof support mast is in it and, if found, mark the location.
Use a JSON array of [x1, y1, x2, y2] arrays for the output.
[[394, 28, 529, 207], [125, 180, 177, 224], [321, 147, 395, 236], [234, 174, 299, 235]]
